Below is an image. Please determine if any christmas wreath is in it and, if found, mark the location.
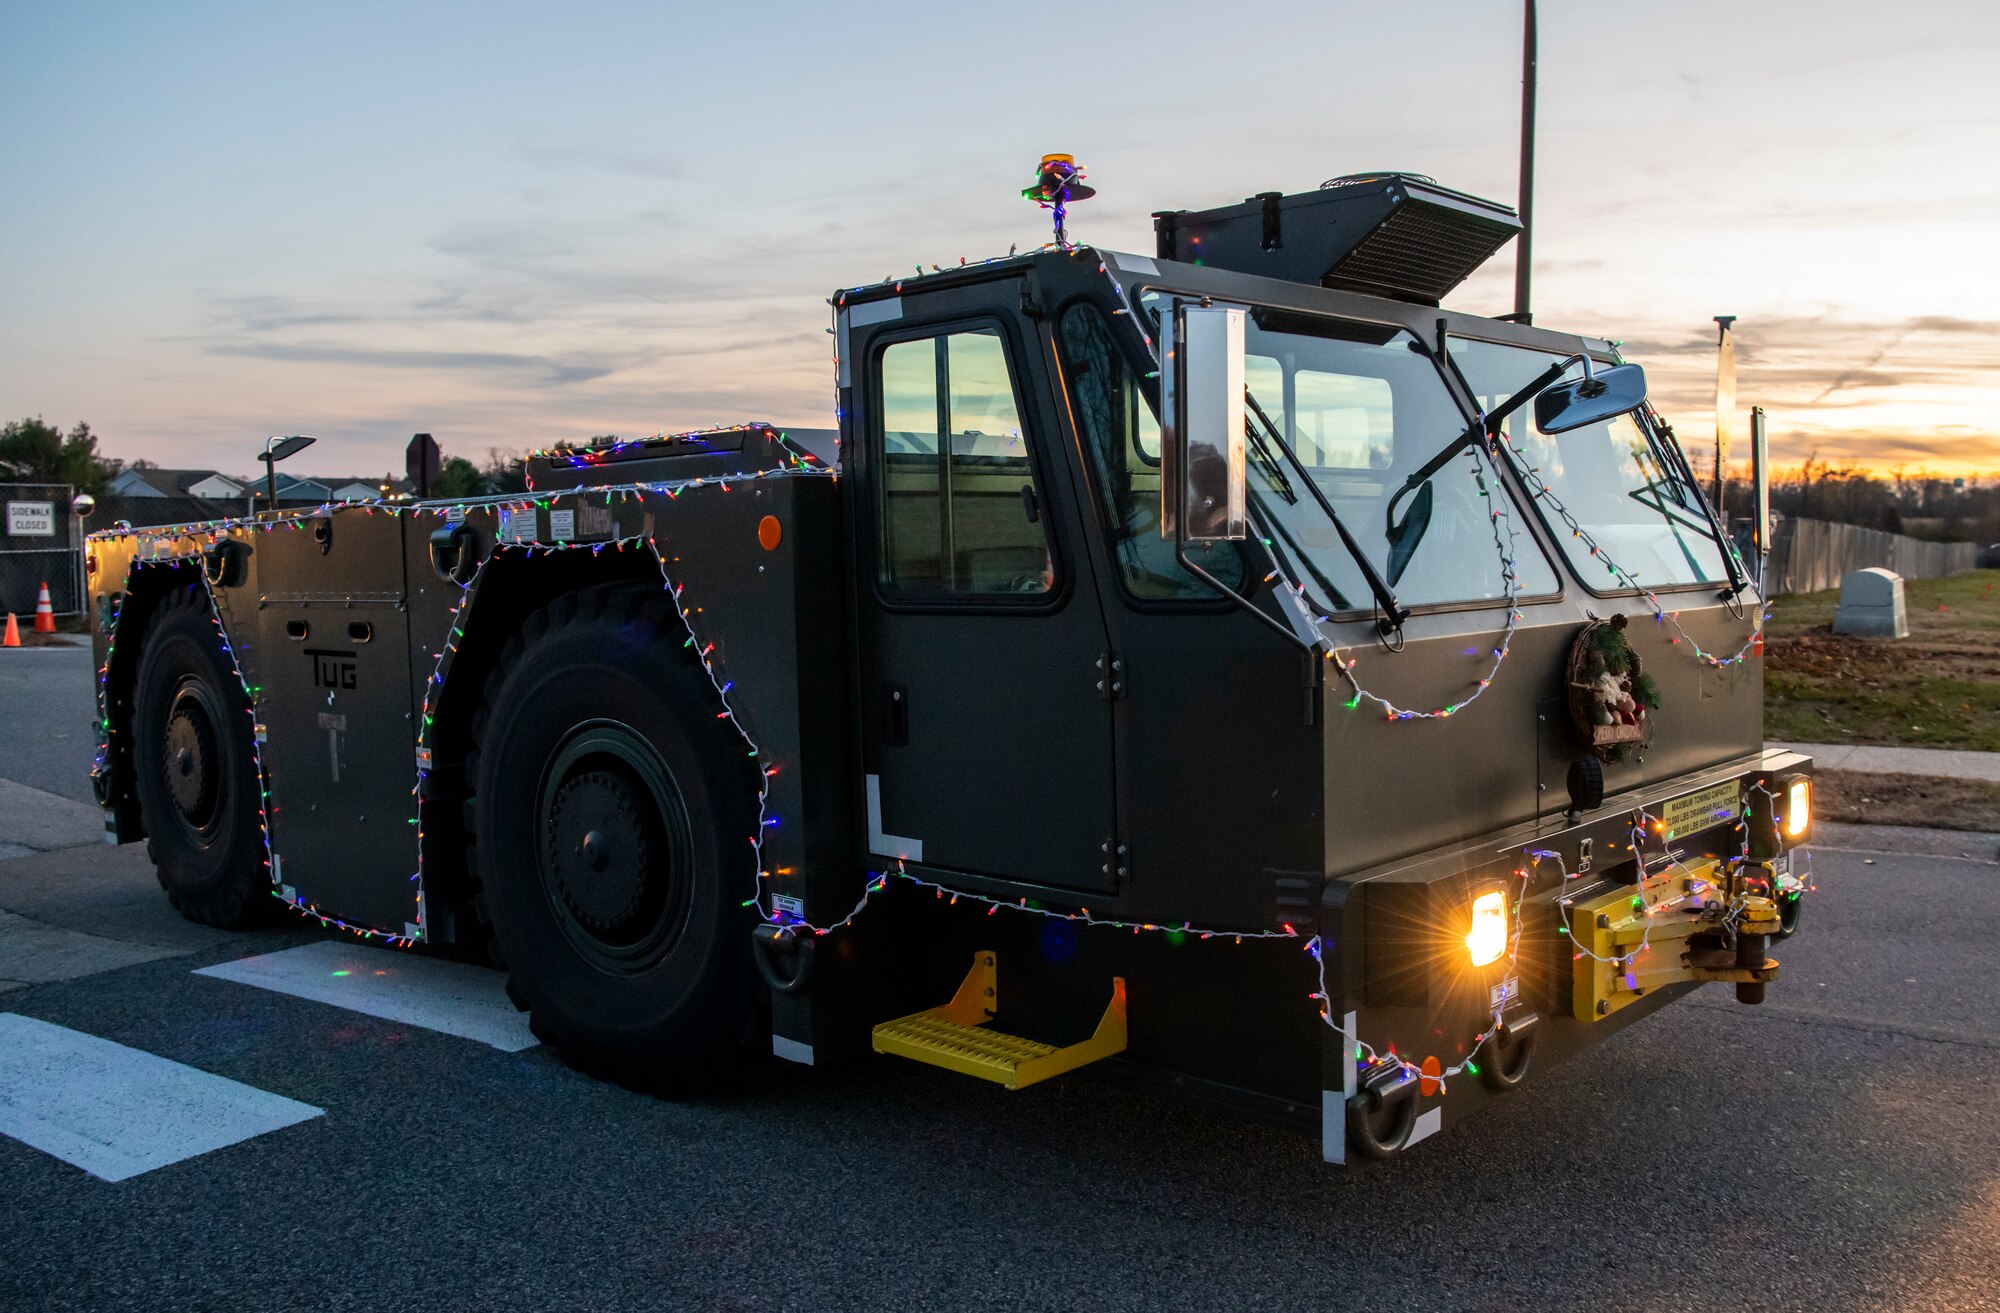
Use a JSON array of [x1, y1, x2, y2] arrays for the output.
[[1566, 614, 1662, 762]]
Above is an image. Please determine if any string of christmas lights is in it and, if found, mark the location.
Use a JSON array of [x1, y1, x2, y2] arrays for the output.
[[1490, 423, 1767, 668], [1316, 781, 1815, 1101], [1090, 255, 1531, 722], [637, 531, 1306, 942], [87, 463, 836, 551], [522, 423, 825, 489], [95, 555, 418, 947], [407, 554, 489, 943], [1310, 860, 1531, 1097], [1322, 442, 1527, 720], [82, 467, 829, 949]]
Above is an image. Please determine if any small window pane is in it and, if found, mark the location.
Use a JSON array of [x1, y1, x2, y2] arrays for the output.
[[875, 328, 1054, 597], [879, 338, 943, 590], [1058, 304, 1243, 599], [1449, 337, 1729, 587], [946, 332, 1050, 593]]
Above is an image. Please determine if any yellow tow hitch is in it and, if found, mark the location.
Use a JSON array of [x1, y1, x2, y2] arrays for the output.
[[1570, 857, 1783, 1021]]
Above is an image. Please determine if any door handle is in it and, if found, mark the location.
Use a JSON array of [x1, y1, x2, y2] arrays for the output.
[[882, 683, 909, 747]]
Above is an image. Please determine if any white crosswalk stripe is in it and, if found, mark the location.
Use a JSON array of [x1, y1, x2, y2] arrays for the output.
[[194, 940, 539, 1052], [0, 1012, 323, 1181]]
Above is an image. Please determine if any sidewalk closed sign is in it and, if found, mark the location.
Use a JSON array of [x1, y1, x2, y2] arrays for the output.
[[6, 501, 57, 537]]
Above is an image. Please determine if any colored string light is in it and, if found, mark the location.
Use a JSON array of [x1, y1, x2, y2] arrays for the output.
[[521, 423, 825, 490], [1322, 442, 1525, 720], [1490, 422, 1767, 668], [95, 555, 424, 947]]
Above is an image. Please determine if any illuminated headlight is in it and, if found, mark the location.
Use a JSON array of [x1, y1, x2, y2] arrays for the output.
[[1785, 777, 1812, 839], [1466, 891, 1508, 968]]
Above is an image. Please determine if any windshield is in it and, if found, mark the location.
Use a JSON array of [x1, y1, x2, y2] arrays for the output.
[[1142, 294, 1557, 611], [1448, 337, 1729, 588]]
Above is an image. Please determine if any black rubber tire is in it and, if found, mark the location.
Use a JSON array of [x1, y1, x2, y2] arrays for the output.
[[467, 583, 764, 1096], [130, 583, 273, 928], [1773, 891, 1803, 942]]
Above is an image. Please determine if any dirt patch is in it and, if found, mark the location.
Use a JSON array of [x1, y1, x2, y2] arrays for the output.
[[1815, 769, 2000, 833]]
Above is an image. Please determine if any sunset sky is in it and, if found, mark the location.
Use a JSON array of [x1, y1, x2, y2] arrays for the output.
[[3, 0, 1995, 480]]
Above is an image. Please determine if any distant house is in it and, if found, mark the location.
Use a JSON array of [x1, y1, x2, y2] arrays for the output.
[[329, 480, 388, 502], [108, 467, 245, 500], [271, 473, 334, 503]]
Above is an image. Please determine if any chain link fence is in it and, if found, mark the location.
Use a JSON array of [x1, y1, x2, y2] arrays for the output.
[[0, 483, 82, 617]]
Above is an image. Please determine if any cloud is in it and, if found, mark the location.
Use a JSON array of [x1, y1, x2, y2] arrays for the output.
[[202, 294, 375, 334], [516, 140, 686, 182], [205, 341, 628, 387]]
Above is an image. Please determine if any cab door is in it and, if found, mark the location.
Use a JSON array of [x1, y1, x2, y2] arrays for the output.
[[850, 285, 1118, 893]]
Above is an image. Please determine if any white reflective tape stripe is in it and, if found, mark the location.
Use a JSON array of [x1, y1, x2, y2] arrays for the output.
[[1106, 252, 1159, 276], [1324, 1010, 1358, 1165], [195, 941, 537, 1052], [1407, 1106, 1443, 1148], [0, 1013, 322, 1182], [865, 773, 923, 862], [771, 1035, 814, 1066], [846, 297, 902, 328]]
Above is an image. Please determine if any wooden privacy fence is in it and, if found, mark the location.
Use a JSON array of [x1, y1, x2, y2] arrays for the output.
[[1763, 517, 1981, 596]]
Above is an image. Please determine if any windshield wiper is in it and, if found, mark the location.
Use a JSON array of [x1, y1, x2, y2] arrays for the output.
[[1243, 389, 1410, 633], [1240, 392, 1298, 504], [1388, 353, 1576, 520]]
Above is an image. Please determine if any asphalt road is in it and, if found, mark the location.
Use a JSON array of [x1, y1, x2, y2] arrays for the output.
[[0, 642, 97, 805], [3, 644, 1999, 1311]]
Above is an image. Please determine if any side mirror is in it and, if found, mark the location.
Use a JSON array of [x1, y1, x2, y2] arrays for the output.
[[1534, 362, 1647, 435], [1163, 302, 1248, 541]]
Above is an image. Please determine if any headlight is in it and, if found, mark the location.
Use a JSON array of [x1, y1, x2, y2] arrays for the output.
[[1466, 890, 1508, 967], [1785, 777, 1811, 839]]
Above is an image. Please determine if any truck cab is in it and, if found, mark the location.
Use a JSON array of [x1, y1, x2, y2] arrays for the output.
[[85, 172, 1812, 1164]]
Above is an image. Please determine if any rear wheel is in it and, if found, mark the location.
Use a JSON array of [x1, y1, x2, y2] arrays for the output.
[[131, 583, 272, 927], [467, 584, 764, 1095]]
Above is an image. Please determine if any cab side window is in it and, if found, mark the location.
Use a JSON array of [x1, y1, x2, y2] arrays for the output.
[[1056, 303, 1243, 599], [876, 327, 1054, 597]]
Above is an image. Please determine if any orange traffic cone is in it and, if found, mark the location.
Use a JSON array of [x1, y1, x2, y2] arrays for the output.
[[2, 613, 19, 647], [32, 582, 56, 633]]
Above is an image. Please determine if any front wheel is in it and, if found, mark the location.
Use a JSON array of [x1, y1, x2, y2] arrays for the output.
[[467, 584, 765, 1095], [130, 583, 273, 927]]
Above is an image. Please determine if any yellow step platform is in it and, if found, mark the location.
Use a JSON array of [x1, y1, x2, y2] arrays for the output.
[[871, 951, 1126, 1090]]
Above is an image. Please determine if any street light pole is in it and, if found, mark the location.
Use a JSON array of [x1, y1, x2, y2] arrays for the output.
[[1512, 0, 1537, 325], [257, 435, 317, 511]]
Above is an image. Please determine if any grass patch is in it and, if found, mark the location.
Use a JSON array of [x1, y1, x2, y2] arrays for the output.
[[1765, 569, 2000, 750], [1815, 770, 2000, 833]]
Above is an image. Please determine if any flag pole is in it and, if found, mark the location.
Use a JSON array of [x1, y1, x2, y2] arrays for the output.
[[1713, 315, 1737, 514]]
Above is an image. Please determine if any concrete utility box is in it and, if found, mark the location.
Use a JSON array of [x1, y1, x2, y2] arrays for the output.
[[1834, 567, 1909, 638]]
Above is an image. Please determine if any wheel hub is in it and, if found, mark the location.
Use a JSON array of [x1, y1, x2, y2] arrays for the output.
[[532, 720, 696, 969], [544, 769, 656, 935], [162, 690, 220, 828]]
